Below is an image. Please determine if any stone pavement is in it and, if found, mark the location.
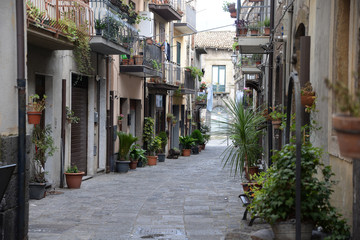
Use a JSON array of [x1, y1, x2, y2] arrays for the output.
[[29, 138, 270, 240]]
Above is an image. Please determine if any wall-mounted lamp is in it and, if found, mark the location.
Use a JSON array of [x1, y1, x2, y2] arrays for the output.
[[231, 52, 238, 65]]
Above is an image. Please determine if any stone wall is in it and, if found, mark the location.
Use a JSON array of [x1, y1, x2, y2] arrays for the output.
[[0, 135, 31, 240]]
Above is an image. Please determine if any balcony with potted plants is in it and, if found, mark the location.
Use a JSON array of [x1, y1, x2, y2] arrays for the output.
[[120, 39, 164, 79], [26, 0, 93, 50], [89, 0, 139, 55], [173, 2, 196, 34], [164, 61, 184, 86], [235, 7, 270, 54], [148, 0, 183, 21], [240, 54, 262, 74]]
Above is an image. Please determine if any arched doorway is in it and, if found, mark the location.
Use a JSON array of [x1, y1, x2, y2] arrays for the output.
[[210, 106, 229, 137]]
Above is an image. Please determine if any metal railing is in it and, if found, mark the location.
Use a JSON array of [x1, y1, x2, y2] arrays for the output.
[[184, 70, 195, 90], [164, 62, 183, 85], [240, 54, 262, 67], [26, 0, 93, 35], [142, 42, 163, 70], [90, 0, 138, 48], [149, 0, 184, 14], [213, 85, 226, 93], [184, 3, 196, 29], [236, 5, 270, 37]]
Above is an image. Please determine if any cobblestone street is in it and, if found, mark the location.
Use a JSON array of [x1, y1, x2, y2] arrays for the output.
[[29, 139, 269, 240]]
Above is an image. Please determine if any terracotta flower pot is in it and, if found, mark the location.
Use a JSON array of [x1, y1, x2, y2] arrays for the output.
[[238, 28, 248, 36], [64, 172, 85, 189], [134, 55, 143, 65], [230, 11, 237, 18], [301, 91, 315, 106], [245, 166, 259, 180], [27, 111, 42, 125], [147, 155, 157, 166], [129, 160, 138, 170], [264, 27, 270, 36], [250, 29, 259, 36], [182, 149, 191, 156], [333, 115, 360, 158], [272, 120, 282, 129], [129, 58, 135, 65]]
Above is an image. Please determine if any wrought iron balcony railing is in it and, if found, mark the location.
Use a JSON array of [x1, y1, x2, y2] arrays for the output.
[[236, 4, 270, 37], [26, 0, 93, 36], [90, 0, 138, 49], [149, 0, 184, 21], [164, 62, 183, 86]]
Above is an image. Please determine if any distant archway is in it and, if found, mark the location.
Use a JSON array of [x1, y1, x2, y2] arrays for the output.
[[210, 106, 229, 136]]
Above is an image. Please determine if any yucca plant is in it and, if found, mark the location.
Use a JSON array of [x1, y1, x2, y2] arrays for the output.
[[117, 131, 138, 161], [219, 100, 265, 177]]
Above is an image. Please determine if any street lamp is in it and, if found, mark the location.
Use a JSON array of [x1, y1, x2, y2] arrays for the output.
[[231, 52, 238, 65]]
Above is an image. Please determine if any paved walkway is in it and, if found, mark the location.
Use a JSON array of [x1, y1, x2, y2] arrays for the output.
[[29, 139, 269, 240]]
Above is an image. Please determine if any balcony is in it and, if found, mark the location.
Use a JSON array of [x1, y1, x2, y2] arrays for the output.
[[240, 54, 262, 74], [120, 40, 163, 78], [183, 70, 196, 93], [89, 0, 139, 55], [235, 5, 270, 54], [26, 0, 93, 50], [148, 0, 183, 21], [174, 3, 196, 34]]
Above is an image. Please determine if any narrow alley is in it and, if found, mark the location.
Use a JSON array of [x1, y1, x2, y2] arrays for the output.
[[28, 139, 269, 240]]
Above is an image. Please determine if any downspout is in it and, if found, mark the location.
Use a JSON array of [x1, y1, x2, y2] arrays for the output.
[[16, 0, 26, 239], [268, 0, 275, 165], [60, 80, 66, 188]]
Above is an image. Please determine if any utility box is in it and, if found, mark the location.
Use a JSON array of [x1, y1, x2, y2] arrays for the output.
[[138, 11, 154, 38]]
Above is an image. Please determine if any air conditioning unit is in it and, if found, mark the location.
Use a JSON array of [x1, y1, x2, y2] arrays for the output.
[[138, 11, 154, 38]]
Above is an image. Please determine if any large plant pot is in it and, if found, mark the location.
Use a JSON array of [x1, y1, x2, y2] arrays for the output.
[[134, 55, 143, 65], [264, 27, 270, 36], [27, 111, 42, 125], [238, 28, 248, 36], [192, 146, 199, 155], [29, 182, 46, 200], [272, 120, 282, 129], [301, 92, 315, 106], [65, 172, 85, 189], [333, 115, 360, 158], [129, 160, 138, 170], [271, 221, 313, 240], [182, 149, 191, 157], [116, 161, 130, 173], [157, 153, 165, 162], [245, 166, 259, 180], [147, 156, 157, 166]]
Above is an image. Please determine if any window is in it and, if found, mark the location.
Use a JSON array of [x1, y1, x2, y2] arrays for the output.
[[212, 65, 226, 92]]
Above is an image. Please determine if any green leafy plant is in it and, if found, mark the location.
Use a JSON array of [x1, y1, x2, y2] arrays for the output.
[[191, 129, 205, 145], [26, 1, 45, 27], [27, 94, 47, 112], [143, 117, 154, 148], [222, 1, 235, 12], [269, 105, 286, 121], [31, 124, 57, 182], [179, 136, 196, 149], [157, 131, 168, 153], [219, 99, 265, 177], [66, 165, 80, 173], [250, 143, 351, 239], [66, 106, 80, 124], [95, 18, 105, 30], [263, 17, 270, 27], [117, 131, 138, 160], [325, 78, 360, 117], [232, 42, 239, 51], [148, 136, 162, 155], [249, 22, 260, 31], [185, 66, 204, 81], [129, 144, 147, 164]]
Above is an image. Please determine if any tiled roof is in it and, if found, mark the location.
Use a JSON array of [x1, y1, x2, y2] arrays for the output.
[[195, 31, 235, 50]]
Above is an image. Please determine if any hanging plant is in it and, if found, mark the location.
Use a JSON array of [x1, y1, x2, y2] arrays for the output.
[[185, 66, 203, 81]]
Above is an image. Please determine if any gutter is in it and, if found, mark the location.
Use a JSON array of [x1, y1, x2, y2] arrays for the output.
[[16, 0, 27, 239]]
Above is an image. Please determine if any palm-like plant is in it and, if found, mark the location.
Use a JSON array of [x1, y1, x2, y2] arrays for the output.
[[219, 100, 265, 177], [117, 131, 138, 161]]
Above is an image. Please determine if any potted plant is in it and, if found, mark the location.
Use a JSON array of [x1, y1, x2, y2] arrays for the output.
[[219, 99, 265, 180], [26, 94, 47, 125], [29, 124, 57, 199], [179, 135, 196, 156], [147, 136, 162, 165], [249, 22, 260, 36], [157, 131, 168, 162], [236, 19, 249, 36], [199, 82, 207, 91], [66, 106, 80, 124], [200, 124, 210, 149], [94, 18, 105, 35], [191, 129, 204, 153], [166, 113, 175, 123], [250, 143, 351, 239], [263, 17, 270, 36], [301, 82, 316, 107], [118, 114, 124, 125], [232, 41, 239, 51], [64, 165, 85, 189], [325, 78, 360, 158], [129, 144, 147, 169], [269, 105, 286, 129], [116, 131, 138, 173]]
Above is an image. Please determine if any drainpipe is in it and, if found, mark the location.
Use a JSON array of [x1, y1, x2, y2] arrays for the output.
[[267, 0, 275, 166], [16, 0, 26, 239]]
